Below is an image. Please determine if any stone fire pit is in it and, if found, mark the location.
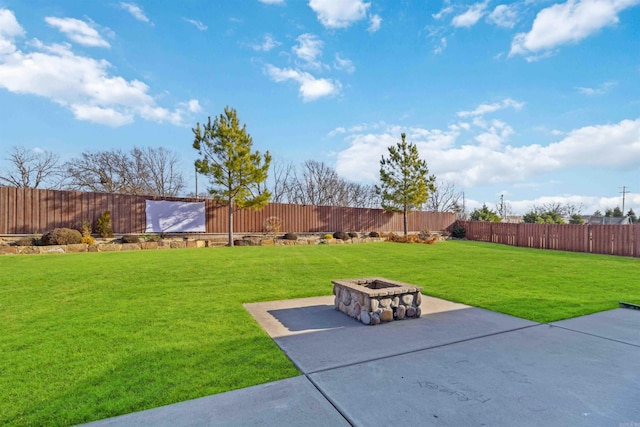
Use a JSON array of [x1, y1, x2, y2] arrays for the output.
[[332, 277, 422, 325]]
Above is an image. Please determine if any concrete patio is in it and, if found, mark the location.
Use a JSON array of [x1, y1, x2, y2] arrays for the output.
[[83, 296, 640, 426]]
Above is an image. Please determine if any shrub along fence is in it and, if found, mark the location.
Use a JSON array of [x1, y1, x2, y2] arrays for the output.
[[0, 186, 456, 235], [458, 220, 640, 258]]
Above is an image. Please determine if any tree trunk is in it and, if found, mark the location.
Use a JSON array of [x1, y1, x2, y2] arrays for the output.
[[228, 197, 234, 247], [403, 204, 408, 236]]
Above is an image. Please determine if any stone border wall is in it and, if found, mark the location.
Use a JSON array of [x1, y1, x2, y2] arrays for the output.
[[0, 235, 386, 255]]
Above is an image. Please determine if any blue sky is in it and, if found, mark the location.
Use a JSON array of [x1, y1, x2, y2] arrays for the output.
[[0, 0, 638, 215]]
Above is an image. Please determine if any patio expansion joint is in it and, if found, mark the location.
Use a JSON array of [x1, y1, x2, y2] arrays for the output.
[[304, 323, 541, 376], [303, 374, 356, 427], [548, 324, 640, 349]]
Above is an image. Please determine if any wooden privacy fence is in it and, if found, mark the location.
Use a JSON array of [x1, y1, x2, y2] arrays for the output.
[[459, 220, 640, 258], [0, 186, 456, 235]]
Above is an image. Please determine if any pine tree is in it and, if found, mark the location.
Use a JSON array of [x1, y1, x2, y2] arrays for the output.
[[376, 133, 435, 236], [471, 204, 502, 222], [569, 214, 584, 224], [627, 208, 637, 223], [193, 107, 271, 246]]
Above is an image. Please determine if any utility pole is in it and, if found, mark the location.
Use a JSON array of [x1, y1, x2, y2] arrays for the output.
[[462, 192, 466, 220], [195, 165, 198, 198], [620, 186, 630, 214], [498, 194, 505, 220]]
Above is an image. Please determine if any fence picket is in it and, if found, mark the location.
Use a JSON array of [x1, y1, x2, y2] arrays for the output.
[[458, 221, 639, 258], [0, 186, 456, 235]]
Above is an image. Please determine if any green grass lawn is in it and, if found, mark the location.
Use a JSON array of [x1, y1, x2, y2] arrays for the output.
[[1, 240, 638, 426]]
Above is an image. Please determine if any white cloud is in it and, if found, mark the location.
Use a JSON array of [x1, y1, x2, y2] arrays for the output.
[[45, 17, 110, 48], [487, 4, 519, 28], [0, 13, 199, 127], [434, 37, 447, 54], [328, 126, 346, 137], [576, 81, 617, 95], [251, 34, 280, 52], [333, 116, 640, 189], [544, 118, 640, 167], [334, 123, 462, 181], [0, 9, 25, 38], [506, 194, 640, 216], [70, 104, 133, 126], [0, 9, 24, 55], [452, 1, 489, 28], [474, 119, 515, 149], [457, 98, 525, 117], [264, 64, 341, 101], [368, 14, 382, 32], [120, 2, 150, 23], [183, 99, 202, 113], [334, 54, 355, 73], [183, 18, 207, 31], [308, 0, 370, 28], [510, 0, 639, 58], [433, 5, 455, 20], [293, 33, 325, 69]]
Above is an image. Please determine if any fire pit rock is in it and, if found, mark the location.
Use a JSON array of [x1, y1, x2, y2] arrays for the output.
[[332, 277, 423, 325]]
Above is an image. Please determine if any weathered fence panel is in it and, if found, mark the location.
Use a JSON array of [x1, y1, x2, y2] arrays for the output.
[[458, 220, 639, 258], [0, 186, 456, 235]]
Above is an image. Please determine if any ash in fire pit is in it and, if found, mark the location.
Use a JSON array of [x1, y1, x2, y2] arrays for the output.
[[332, 277, 423, 325]]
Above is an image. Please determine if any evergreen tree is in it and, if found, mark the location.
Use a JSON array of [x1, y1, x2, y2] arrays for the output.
[[539, 211, 564, 224], [193, 107, 271, 246], [628, 208, 637, 223], [470, 204, 502, 222], [569, 214, 584, 224], [612, 206, 624, 217], [522, 211, 542, 223], [377, 133, 435, 236]]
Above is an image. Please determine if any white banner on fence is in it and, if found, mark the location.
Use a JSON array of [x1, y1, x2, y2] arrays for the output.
[[145, 200, 206, 233]]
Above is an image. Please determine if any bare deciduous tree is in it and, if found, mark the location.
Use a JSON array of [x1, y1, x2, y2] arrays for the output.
[[531, 202, 585, 217], [0, 146, 61, 188], [132, 147, 185, 197], [426, 180, 462, 212], [64, 147, 185, 196], [268, 158, 296, 203], [289, 160, 342, 206], [280, 160, 379, 208]]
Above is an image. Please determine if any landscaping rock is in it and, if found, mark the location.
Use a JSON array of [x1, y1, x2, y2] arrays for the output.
[[0, 246, 18, 254], [98, 244, 122, 252], [360, 310, 371, 325], [371, 312, 381, 325], [40, 245, 65, 254], [66, 244, 88, 253], [380, 308, 393, 322], [141, 242, 158, 250], [396, 305, 406, 319], [379, 298, 392, 308]]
